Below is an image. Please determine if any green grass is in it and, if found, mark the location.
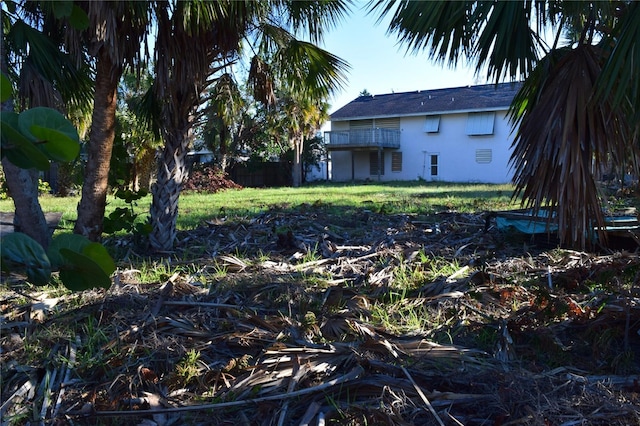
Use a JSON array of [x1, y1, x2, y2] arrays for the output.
[[0, 181, 518, 232]]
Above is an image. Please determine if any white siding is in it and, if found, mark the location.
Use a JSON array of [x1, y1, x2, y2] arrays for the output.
[[328, 109, 514, 183]]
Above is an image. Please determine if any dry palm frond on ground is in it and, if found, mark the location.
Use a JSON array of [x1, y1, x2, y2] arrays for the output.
[[2, 204, 640, 425]]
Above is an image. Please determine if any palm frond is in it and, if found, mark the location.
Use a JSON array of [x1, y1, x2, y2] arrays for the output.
[[180, 0, 249, 53], [254, 22, 294, 55], [596, 1, 640, 136], [509, 44, 632, 249], [7, 18, 93, 113], [372, 1, 546, 83], [370, 0, 475, 66], [130, 82, 163, 140], [279, 0, 352, 44], [84, 1, 151, 69], [274, 38, 349, 99], [472, 1, 541, 82]]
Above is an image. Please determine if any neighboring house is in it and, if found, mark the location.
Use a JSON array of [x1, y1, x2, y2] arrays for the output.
[[324, 82, 522, 183]]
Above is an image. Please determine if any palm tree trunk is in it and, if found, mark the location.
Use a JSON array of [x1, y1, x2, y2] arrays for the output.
[[219, 128, 229, 172], [74, 50, 120, 241], [291, 134, 303, 187], [133, 148, 156, 192], [149, 128, 192, 252]]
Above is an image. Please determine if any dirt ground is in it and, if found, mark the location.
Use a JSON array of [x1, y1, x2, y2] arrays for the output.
[[2, 204, 640, 425]]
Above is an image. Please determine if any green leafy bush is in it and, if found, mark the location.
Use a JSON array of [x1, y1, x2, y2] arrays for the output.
[[1, 233, 115, 290], [0, 71, 115, 291], [103, 185, 152, 236]]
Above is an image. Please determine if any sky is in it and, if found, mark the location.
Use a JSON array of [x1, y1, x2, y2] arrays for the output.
[[319, 3, 486, 115]]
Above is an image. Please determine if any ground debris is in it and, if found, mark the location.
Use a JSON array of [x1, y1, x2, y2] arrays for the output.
[[2, 206, 640, 425]]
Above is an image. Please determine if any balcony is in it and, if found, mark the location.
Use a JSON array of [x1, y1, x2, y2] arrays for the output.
[[324, 128, 401, 150]]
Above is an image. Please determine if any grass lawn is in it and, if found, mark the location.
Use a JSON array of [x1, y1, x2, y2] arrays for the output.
[[0, 181, 519, 232]]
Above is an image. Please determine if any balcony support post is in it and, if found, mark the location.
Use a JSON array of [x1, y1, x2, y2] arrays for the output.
[[351, 151, 355, 182], [377, 145, 382, 182]]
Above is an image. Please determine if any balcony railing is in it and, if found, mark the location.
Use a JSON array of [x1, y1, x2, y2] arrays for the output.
[[324, 128, 401, 149]]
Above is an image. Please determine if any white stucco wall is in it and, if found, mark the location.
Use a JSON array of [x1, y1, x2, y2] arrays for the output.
[[328, 110, 515, 183]]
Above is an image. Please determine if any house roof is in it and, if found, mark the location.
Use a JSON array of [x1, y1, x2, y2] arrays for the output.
[[330, 82, 522, 121]]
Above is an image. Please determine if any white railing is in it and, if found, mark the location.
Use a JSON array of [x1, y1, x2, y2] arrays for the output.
[[324, 128, 401, 148]]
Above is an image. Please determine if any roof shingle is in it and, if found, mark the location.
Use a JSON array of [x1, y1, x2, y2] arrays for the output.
[[330, 82, 522, 121]]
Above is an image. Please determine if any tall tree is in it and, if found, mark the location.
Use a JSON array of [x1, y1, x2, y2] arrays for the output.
[[73, 1, 151, 241], [203, 73, 247, 172], [1, 9, 48, 248], [1, 1, 91, 249], [269, 92, 329, 187], [148, 0, 251, 252], [147, 0, 350, 251], [372, 0, 640, 249], [247, 1, 349, 187]]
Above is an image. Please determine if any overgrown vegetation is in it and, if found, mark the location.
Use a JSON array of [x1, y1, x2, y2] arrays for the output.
[[1, 183, 639, 425], [0, 75, 115, 292]]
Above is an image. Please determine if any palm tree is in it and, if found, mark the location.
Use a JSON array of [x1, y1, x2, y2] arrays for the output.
[[147, 0, 350, 251], [147, 0, 252, 252], [203, 73, 246, 172], [274, 92, 329, 187], [113, 70, 161, 192], [372, 1, 640, 249], [247, 2, 350, 187], [73, 1, 152, 241]]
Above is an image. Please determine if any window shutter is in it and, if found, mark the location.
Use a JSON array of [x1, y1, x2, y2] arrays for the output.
[[466, 112, 495, 135], [375, 118, 400, 129], [350, 119, 374, 130], [391, 152, 402, 172], [423, 115, 440, 133]]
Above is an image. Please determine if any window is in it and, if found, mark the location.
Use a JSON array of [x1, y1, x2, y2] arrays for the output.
[[391, 152, 402, 172], [423, 115, 440, 133], [370, 151, 385, 175], [430, 155, 438, 176], [375, 118, 401, 129], [350, 119, 374, 130], [476, 149, 492, 164], [466, 112, 495, 135]]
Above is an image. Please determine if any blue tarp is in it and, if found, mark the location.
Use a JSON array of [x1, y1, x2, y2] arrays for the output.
[[495, 209, 638, 235]]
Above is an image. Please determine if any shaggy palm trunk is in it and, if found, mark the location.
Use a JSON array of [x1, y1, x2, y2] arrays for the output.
[[149, 127, 193, 252], [74, 50, 120, 241]]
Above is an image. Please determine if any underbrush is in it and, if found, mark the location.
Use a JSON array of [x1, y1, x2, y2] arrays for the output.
[[2, 191, 639, 425]]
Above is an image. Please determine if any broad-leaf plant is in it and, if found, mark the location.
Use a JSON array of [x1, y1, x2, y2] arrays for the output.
[[0, 71, 115, 291]]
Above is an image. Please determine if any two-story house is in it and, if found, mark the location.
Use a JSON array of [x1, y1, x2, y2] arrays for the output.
[[324, 83, 521, 183]]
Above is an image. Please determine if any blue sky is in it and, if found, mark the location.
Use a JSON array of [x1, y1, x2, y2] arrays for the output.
[[319, 3, 485, 114]]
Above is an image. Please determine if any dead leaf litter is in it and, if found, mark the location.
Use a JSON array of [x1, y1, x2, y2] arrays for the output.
[[2, 205, 640, 425]]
